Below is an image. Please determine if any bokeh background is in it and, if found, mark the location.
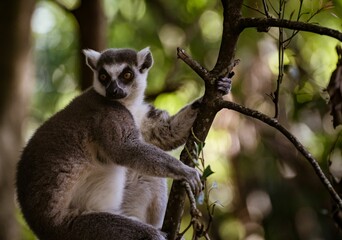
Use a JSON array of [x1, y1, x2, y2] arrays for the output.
[[1, 0, 342, 239]]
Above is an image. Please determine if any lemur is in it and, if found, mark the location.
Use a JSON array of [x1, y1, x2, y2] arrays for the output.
[[16, 47, 231, 240]]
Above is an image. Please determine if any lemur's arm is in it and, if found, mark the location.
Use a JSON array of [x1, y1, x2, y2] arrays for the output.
[[141, 76, 232, 151], [94, 120, 202, 194], [141, 102, 199, 151]]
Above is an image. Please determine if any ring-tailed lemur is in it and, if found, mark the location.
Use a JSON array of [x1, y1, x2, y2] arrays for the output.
[[16, 47, 231, 240]]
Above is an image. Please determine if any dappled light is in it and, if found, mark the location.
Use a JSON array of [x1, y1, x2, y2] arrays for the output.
[[199, 10, 222, 43], [246, 190, 272, 222], [30, 1, 79, 123], [159, 24, 186, 55]]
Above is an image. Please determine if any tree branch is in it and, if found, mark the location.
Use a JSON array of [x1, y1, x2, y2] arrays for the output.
[[239, 17, 342, 42], [218, 99, 342, 209], [211, 0, 244, 78], [161, 49, 220, 239]]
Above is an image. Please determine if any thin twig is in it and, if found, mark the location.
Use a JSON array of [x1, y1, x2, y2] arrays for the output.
[[273, 1, 286, 118], [284, 0, 327, 47], [267, 0, 277, 14], [217, 99, 342, 209], [242, 3, 266, 16], [262, 0, 270, 18]]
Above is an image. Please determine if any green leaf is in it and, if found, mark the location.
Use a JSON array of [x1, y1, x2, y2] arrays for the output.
[[193, 141, 205, 157], [202, 165, 214, 180]]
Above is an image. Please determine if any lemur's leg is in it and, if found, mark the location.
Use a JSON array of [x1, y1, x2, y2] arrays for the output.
[[68, 212, 166, 240], [145, 178, 168, 227], [121, 171, 167, 227]]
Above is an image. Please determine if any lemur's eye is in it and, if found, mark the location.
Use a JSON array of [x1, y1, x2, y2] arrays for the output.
[[98, 69, 110, 85], [124, 72, 132, 79], [122, 71, 133, 81], [99, 74, 107, 81]]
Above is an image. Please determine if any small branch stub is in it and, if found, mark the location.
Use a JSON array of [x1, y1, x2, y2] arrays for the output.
[[177, 48, 210, 82]]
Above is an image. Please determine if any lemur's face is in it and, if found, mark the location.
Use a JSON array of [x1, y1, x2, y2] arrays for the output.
[[83, 48, 153, 100]]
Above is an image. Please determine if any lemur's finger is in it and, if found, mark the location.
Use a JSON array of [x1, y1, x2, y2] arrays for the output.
[[217, 76, 232, 95], [191, 170, 202, 196]]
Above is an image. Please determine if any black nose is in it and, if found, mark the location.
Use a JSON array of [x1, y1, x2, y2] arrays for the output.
[[106, 81, 127, 99]]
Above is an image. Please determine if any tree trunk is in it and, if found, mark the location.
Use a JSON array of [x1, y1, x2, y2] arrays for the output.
[[73, 0, 106, 90], [0, 0, 36, 239]]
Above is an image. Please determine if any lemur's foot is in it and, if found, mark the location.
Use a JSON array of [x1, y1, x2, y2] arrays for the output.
[[217, 72, 234, 95]]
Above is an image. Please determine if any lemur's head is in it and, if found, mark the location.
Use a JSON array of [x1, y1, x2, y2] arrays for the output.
[[83, 47, 153, 103]]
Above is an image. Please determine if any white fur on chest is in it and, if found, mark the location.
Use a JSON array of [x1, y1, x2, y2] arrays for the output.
[[70, 163, 126, 214], [127, 102, 149, 129]]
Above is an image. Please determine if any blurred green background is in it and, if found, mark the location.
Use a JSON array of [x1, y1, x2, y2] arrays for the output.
[[2, 0, 342, 239]]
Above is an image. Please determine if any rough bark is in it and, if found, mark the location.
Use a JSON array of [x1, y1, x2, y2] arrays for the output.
[[0, 0, 36, 239]]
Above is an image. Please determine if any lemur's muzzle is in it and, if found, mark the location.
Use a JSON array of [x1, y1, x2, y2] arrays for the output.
[[106, 81, 127, 99]]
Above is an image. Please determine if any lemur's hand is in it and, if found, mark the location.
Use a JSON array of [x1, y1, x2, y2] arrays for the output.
[[217, 71, 234, 95], [183, 166, 202, 196]]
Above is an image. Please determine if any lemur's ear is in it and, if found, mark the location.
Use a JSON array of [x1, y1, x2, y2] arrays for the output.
[[137, 47, 153, 73], [83, 49, 101, 71]]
